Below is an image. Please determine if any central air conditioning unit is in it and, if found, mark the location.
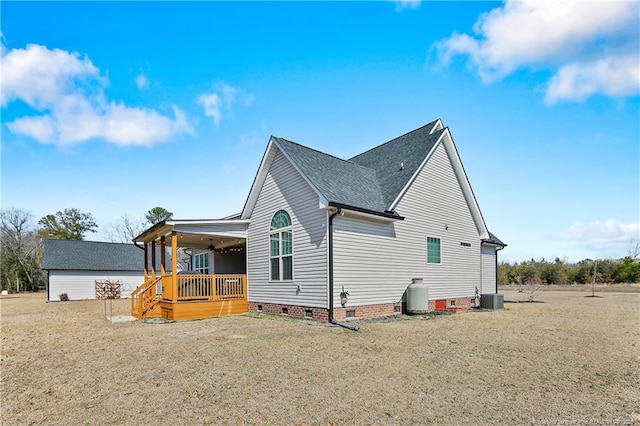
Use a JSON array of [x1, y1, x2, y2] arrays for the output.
[[480, 293, 504, 310]]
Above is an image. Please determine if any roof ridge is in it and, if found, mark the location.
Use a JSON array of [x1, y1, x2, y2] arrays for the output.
[[349, 120, 441, 160], [274, 137, 352, 163], [275, 136, 375, 173], [45, 239, 136, 246]]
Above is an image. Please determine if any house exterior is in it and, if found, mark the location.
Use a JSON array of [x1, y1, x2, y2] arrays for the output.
[[42, 239, 149, 301], [131, 119, 505, 321]]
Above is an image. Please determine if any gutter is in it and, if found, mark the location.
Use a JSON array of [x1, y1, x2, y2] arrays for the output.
[[132, 220, 167, 244], [328, 202, 404, 221], [328, 207, 358, 331]]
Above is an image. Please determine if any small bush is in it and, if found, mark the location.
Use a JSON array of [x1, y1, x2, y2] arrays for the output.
[[59, 293, 69, 302]]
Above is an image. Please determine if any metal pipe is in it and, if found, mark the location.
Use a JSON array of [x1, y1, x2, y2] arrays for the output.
[[328, 207, 358, 331], [495, 246, 504, 294], [328, 208, 341, 323]]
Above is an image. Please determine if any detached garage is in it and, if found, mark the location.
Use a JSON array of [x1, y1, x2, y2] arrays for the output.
[[42, 239, 146, 301]]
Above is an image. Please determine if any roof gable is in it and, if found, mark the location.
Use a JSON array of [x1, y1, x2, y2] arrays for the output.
[[42, 239, 147, 271], [241, 119, 497, 241], [273, 137, 387, 213], [436, 128, 489, 239], [349, 123, 444, 208]]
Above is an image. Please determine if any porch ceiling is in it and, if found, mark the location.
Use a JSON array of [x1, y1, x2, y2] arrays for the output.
[[176, 233, 246, 250], [134, 219, 249, 248]]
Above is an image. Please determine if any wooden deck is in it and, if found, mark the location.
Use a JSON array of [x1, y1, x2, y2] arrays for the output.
[[131, 274, 247, 320], [159, 298, 248, 320]]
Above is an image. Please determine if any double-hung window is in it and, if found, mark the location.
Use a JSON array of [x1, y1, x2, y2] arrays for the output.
[[270, 210, 293, 281], [427, 236, 441, 264], [194, 252, 210, 274]]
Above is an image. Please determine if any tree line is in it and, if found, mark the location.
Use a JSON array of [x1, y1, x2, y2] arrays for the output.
[[0, 207, 173, 293], [498, 253, 640, 286]]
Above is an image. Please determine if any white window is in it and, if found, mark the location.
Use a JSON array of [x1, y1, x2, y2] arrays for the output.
[[194, 252, 210, 274], [270, 210, 293, 281], [427, 236, 441, 264]]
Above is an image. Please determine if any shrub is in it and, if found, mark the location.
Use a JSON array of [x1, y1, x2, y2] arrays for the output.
[[59, 293, 69, 302]]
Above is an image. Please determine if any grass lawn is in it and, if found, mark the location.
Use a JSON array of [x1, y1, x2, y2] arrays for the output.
[[1, 289, 638, 425]]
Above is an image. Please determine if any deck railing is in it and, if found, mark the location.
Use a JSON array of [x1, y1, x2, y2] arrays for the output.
[[169, 274, 246, 302], [132, 274, 247, 319], [131, 276, 162, 319]]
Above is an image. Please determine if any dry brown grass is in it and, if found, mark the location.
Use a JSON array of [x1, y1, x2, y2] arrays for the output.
[[1, 290, 638, 425]]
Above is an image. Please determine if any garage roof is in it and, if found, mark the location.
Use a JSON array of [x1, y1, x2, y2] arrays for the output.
[[42, 239, 148, 271]]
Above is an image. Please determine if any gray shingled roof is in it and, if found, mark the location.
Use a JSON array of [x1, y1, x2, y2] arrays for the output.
[[274, 138, 386, 212], [274, 120, 441, 214], [274, 119, 505, 244], [350, 123, 444, 208], [485, 232, 507, 246], [42, 239, 151, 271]]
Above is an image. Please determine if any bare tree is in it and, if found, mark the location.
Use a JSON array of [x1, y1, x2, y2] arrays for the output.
[[106, 207, 175, 243], [1, 208, 43, 292], [628, 239, 640, 260], [106, 214, 147, 243], [590, 260, 598, 297]]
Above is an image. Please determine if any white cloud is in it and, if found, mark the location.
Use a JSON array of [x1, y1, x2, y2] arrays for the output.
[[545, 54, 640, 104], [6, 115, 57, 143], [434, 0, 640, 103], [103, 104, 192, 146], [197, 82, 242, 127], [1, 44, 193, 146], [395, 0, 421, 12], [135, 73, 149, 90], [197, 92, 223, 126], [565, 219, 640, 258]]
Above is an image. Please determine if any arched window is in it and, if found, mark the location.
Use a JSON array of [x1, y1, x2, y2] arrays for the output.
[[270, 210, 293, 281]]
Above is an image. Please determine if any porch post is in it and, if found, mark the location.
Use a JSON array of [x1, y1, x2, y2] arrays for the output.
[[151, 240, 156, 280], [160, 236, 166, 276], [143, 243, 149, 280], [171, 231, 178, 303]]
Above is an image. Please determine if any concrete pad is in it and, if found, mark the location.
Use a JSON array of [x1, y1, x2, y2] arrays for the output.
[[107, 315, 137, 323]]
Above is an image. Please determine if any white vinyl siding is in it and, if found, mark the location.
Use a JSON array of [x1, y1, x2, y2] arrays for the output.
[[481, 244, 497, 294], [247, 150, 328, 308], [333, 142, 482, 306], [48, 270, 143, 301]]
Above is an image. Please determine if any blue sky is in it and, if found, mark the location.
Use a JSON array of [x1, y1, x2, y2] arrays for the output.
[[1, 1, 638, 262]]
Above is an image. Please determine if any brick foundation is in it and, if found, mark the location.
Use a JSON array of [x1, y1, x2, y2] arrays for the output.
[[249, 296, 478, 323], [249, 302, 329, 322], [332, 302, 402, 321], [428, 296, 478, 312]]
